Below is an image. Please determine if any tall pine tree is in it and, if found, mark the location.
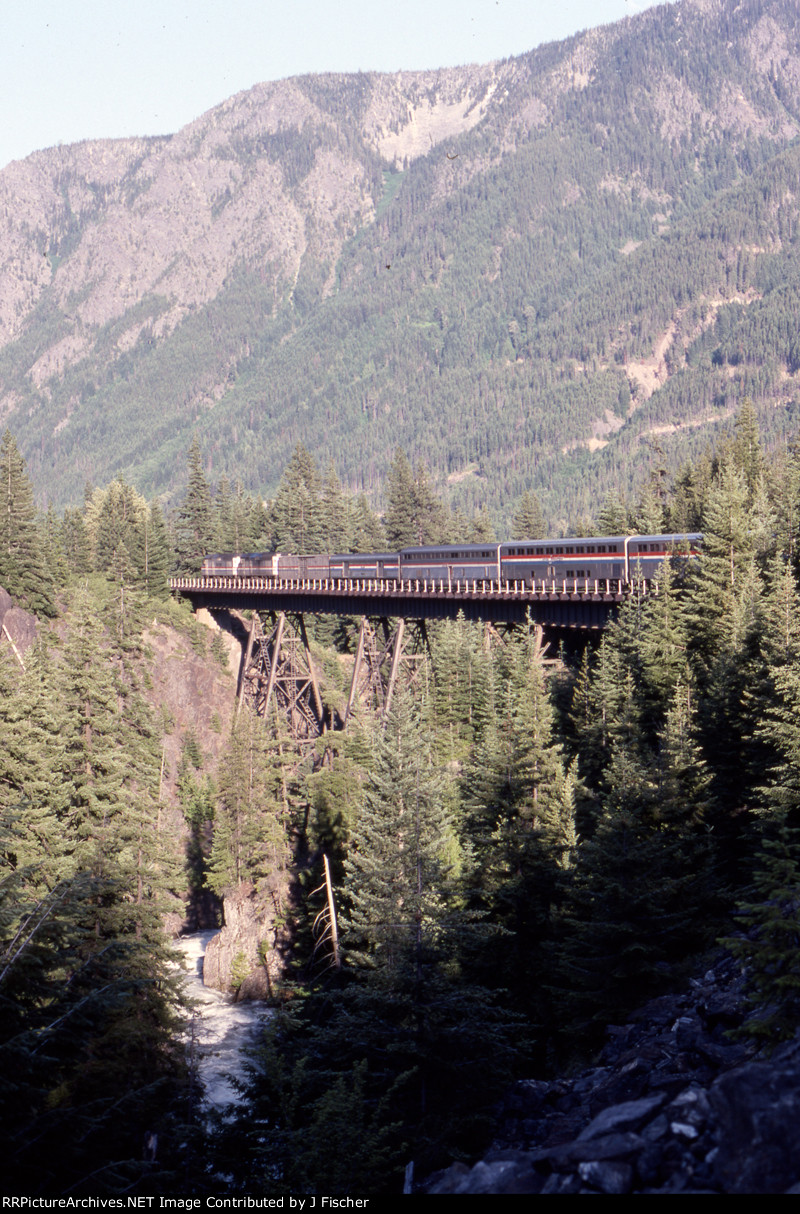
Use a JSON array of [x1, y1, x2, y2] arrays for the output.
[[0, 431, 55, 615]]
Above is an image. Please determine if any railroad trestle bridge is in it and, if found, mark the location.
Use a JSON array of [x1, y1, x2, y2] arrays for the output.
[[171, 573, 650, 746]]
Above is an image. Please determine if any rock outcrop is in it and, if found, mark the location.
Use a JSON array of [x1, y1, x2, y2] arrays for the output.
[[427, 952, 800, 1195], [202, 882, 289, 1000], [0, 584, 38, 664]]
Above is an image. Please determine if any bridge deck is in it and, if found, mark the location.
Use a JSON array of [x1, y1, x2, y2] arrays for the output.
[[170, 575, 646, 629]]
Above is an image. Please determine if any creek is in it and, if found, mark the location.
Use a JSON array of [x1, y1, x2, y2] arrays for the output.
[[175, 931, 268, 1113]]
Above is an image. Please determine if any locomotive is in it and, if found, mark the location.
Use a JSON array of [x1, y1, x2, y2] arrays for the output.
[[201, 532, 701, 590]]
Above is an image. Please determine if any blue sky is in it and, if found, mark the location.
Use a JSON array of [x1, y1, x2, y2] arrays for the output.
[[1, 0, 668, 170]]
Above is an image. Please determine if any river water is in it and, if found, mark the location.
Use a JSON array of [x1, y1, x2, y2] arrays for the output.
[[175, 931, 269, 1113]]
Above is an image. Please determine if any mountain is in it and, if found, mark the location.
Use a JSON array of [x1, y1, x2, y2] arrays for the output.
[[3, 0, 800, 526]]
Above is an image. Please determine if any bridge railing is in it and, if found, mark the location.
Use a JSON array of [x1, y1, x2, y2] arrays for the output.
[[170, 575, 654, 599]]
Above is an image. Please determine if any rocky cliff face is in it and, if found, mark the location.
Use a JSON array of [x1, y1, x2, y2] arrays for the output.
[[202, 880, 291, 1000], [137, 608, 240, 934], [0, 585, 38, 664], [0, 62, 505, 377]]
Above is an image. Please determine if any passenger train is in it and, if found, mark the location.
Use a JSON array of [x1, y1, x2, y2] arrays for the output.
[[201, 533, 702, 590]]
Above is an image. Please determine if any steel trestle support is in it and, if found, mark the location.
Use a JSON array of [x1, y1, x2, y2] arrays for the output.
[[237, 611, 326, 744]]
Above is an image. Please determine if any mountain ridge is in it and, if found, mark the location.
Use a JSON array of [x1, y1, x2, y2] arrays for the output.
[[3, 0, 800, 525]]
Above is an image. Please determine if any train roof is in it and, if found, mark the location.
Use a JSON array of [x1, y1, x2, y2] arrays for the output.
[[400, 542, 501, 556], [203, 551, 277, 559], [502, 533, 702, 546], [329, 551, 400, 561]]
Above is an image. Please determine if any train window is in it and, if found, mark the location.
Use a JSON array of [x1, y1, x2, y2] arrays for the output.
[[586, 546, 595, 553], [556, 547, 564, 554], [576, 546, 584, 554]]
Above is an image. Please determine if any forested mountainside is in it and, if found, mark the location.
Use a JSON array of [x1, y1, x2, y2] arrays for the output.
[[4, 0, 800, 524]]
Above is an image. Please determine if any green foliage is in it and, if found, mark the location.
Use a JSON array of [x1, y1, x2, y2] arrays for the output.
[[383, 448, 449, 548], [0, 580, 191, 1193], [230, 949, 251, 992], [512, 491, 546, 541], [341, 686, 457, 980], [724, 819, 800, 1047], [207, 709, 291, 898], [174, 437, 216, 573], [0, 430, 55, 615], [11, 382, 800, 1185]]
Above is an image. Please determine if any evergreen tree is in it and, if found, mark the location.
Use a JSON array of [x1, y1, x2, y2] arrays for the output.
[[634, 478, 666, 535], [215, 475, 236, 551], [596, 489, 629, 536], [686, 458, 764, 812], [342, 687, 455, 980], [270, 443, 325, 553], [0, 585, 189, 1192], [350, 493, 385, 553], [512, 490, 546, 540], [61, 506, 91, 576], [655, 677, 712, 833], [41, 504, 67, 585], [469, 505, 496, 542], [462, 629, 578, 1010], [724, 818, 800, 1047], [93, 479, 147, 579], [383, 449, 417, 549], [207, 709, 291, 898], [552, 738, 708, 1047], [635, 558, 692, 735], [411, 461, 450, 545], [667, 460, 706, 533], [0, 639, 71, 890], [383, 449, 449, 548], [174, 437, 216, 573], [320, 461, 350, 552], [0, 430, 55, 615], [136, 500, 172, 598], [731, 396, 764, 504]]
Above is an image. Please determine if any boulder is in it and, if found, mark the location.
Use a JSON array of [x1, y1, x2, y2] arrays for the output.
[[710, 1043, 800, 1193]]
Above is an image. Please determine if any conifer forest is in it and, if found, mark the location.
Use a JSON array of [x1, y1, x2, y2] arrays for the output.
[[3, 402, 800, 1195]]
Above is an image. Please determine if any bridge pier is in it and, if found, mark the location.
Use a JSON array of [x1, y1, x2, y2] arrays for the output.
[[236, 611, 327, 745], [344, 616, 430, 725]]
